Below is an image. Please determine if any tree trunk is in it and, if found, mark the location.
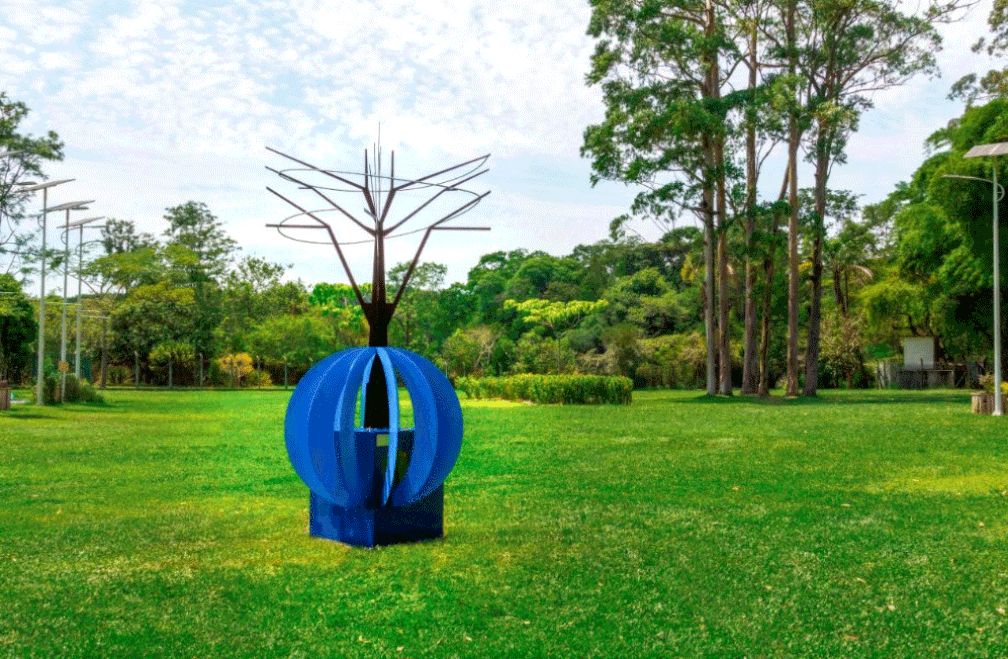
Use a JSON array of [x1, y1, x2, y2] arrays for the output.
[[758, 251, 776, 396], [100, 317, 107, 390], [843, 270, 850, 317], [703, 200, 717, 396], [832, 267, 845, 315], [803, 137, 830, 397], [759, 171, 791, 396], [715, 142, 732, 396], [706, 1, 731, 397], [785, 0, 800, 398], [701, 1, 718, 397], [741, 24, 760, 395], [785, 130, 800, 397], [717, 227, 732, 395]]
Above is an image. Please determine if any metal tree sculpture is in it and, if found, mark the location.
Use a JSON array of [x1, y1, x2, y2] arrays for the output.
[[266, 142, 490, 546], [266, 144, 490, 345]]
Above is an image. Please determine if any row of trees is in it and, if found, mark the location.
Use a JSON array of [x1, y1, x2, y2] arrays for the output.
[[580, 0, 974, 396], [0, 102, 1003, 390]]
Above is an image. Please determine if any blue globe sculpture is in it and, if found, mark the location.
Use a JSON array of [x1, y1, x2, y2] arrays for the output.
[[285, 347, 463, 547], [267, 143, 489, 547]]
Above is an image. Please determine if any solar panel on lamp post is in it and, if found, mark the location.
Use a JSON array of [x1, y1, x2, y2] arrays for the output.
[[15, 180, 78, 405], [55, 204, 94, 402], [961, 141, 1008, 415], [59, 216, 105, 379]]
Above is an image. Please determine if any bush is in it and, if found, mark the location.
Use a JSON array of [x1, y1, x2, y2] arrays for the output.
[[456, 374, 632, 405], [218, 353, 254, 387], [103, 365, 133, 386], [601, 323, 641, 380], [979, 374, 1008, 394], [512, 333, 576, 375], [244, 369, 273, 388], [637, 333, 706, 389], [63, 376, 103, 403], [33, 372, 103, 404], [34, 363, 58, 404], [819, 310, 870, 388]]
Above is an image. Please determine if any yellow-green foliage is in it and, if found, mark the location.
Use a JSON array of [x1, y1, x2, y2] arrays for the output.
[[979, 373, 1008, 394], [456, 374, 632, 405], [244, 369, 273, 388], [217, 353, 254, 387], [149, 340, 195, 366]]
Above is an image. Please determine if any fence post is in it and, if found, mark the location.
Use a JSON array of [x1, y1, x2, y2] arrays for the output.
[[199, 352, 204, 388], [168, 359, 173, 389], [284, 359, 288, 389], [100, 317, 108, 390], [134, 351, 139, 389]]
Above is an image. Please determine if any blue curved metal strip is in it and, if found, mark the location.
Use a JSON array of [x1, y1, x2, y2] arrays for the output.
[[335, 348, 376, 508], [359, 354, 374, 428], [284, 350, 352, 500], [306, 348, 365, 503], [375, 348, 399, 506], [408, 350, 464, 500], [287, 346, 464, 516], [387, 348, 438, 506]]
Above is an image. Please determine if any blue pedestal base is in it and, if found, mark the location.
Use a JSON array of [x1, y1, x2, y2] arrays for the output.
[[309, 485, 444, 548]]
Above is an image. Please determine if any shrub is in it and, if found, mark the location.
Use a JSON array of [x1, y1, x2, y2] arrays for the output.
[[512, 333, 575, 375], [456, 374, 632, 405], [217, 353, 254, 387], [819, 310, 870, 388], [33, 372, 103, 404], [34, 363, 58, 404], [62, 376, 103, 403], [638, 333, 706, 389], [244, 369, 273, 388], [979, 374, 1008, 394], [601, 323, 641, 379], [103, 365, 133, 386]]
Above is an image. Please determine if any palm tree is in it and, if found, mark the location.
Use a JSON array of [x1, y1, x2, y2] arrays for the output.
[[823, 219, 875, 317]]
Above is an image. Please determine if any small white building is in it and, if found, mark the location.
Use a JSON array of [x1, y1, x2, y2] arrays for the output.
[[903, 336, 937, 370]]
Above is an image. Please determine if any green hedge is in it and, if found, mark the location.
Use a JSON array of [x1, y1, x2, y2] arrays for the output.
[[33, 372, 104, 405], [456, 374, 632, 405]]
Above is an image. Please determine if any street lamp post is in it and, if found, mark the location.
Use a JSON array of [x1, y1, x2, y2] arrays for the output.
[[14, 180, 78, 405], [57, 204, 93, 401], [996, 164, 1002, 416], [59, 216, 104, 380], [960, 141, 1008, 415]]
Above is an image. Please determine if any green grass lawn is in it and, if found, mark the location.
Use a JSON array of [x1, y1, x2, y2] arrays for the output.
[[2, 388, 1007, 658]]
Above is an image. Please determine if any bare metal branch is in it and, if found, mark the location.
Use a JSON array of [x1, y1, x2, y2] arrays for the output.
[[267, 144, 490, 345], [266, 165, 375, 235], [265, 186, 366, 309]]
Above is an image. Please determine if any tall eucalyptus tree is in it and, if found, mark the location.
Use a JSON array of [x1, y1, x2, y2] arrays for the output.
[[797, 0, 965, 396], [582, 0, 745, 395]]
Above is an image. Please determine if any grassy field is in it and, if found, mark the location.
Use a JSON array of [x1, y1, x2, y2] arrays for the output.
[[1, 388, 1007, 658]]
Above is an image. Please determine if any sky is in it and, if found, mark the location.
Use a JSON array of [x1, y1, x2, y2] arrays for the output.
[[0, 0, 1000, 297]]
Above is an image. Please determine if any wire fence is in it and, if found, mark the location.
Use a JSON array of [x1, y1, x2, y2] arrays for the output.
[[89, 354, 319, 390]]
